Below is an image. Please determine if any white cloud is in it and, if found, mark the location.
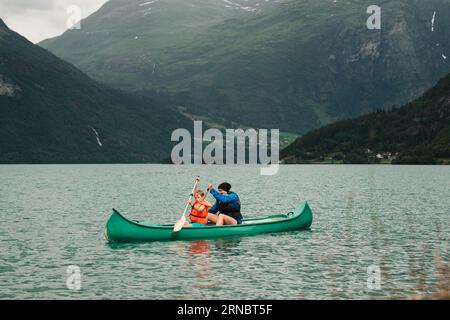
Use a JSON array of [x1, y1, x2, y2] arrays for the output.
[[0, 0, 109, 43]]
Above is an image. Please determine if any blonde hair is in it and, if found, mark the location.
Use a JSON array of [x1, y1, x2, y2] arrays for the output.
[[194, 190, 205, 197]]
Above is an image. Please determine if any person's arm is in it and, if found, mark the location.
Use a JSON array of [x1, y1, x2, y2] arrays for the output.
[[209, 201, 218, 214], [193, 203, 206, 212], [210, 188, 237, 203], [204, 200, 212, 207]]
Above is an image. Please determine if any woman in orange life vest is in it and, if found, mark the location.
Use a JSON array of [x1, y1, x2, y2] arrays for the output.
[[184, 189, 213, 227]]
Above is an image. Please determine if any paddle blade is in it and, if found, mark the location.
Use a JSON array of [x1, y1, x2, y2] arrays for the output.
[[173, 215, 186, 232]]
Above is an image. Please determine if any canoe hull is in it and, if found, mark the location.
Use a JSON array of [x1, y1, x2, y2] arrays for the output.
[[105, 201, 313, 243]]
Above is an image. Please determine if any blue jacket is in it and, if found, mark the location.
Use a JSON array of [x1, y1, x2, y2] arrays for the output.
[[208, 189, 241, 214]]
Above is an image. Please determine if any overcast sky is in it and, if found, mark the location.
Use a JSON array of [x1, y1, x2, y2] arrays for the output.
[[0, 0, 109, 43]]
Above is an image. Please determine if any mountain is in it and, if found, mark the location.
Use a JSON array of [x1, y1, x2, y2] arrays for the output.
[[39, 0, 280, 94], [39, 0, 450, 133], [280, 73, 450, 164], [0, 19, 190, 164]]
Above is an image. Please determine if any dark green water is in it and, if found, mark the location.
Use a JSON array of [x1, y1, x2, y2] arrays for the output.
[[0, 165, 449, 299]]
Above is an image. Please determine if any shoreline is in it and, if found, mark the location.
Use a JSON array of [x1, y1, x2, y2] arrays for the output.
[[0, 162, 448, 166]]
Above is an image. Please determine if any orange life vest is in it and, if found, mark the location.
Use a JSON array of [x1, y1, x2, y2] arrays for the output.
[[189, 200, 212, 224]]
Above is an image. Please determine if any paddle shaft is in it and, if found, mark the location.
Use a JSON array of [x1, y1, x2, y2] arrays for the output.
[[180, 176, 200, 221]]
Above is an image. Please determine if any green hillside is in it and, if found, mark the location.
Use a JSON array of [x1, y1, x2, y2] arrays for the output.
[[40, 0, 450, 133], [0, 19, 190, 163], [281, 73, 450, 164]]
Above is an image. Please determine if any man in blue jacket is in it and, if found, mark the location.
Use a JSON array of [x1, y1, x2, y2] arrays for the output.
[[206, 182, 243, 225]]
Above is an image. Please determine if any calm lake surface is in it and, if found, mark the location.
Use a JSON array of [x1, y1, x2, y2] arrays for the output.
[[0, 165, 449, 300]]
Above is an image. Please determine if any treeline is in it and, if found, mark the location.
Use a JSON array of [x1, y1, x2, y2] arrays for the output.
[[281, 73, 450, 165]]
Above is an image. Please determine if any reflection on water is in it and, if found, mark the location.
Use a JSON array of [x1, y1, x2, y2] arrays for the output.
[[188, 240, 211, 282], [214, 238, 242, 253], [171, 238, 245, 295], [177, 240, 216, 294]]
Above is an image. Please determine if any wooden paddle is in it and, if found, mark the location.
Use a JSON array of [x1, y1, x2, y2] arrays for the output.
[[173, 176, 200, 232]]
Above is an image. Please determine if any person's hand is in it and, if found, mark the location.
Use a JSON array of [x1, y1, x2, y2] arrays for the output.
[[207, 184, 213, 191], [187, 199, 193, 205]]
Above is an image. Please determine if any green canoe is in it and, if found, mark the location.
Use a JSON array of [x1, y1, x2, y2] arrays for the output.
[[104, 201, 313, 243]]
